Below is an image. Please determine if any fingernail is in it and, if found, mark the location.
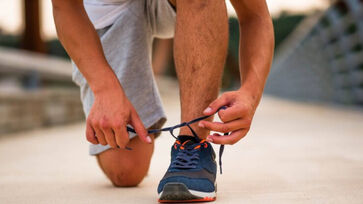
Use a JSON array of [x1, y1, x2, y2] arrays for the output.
[[203, 107, 212, 114], [198, 122, 204, 128], [146, 136, 152, 143], [206, 136, 213, 143]]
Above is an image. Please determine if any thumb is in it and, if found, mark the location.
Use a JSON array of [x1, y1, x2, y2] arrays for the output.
[[203, 94, 229, 116], [130, 110, 151, 144]]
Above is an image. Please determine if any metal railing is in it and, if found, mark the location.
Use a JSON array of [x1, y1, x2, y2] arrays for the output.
[[0, 47, 83, 134], [266, 0, 363, 104], [0, 47, 72, 89]]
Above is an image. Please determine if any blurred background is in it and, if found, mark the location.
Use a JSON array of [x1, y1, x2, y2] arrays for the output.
[[1, 1, 363, 203], [2, 0, 354, 134]]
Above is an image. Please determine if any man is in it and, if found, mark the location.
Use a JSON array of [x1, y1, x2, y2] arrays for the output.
[[51, 0, 274, 202]]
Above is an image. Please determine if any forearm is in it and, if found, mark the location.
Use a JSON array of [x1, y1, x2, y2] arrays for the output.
[[52, 0, 121, 94], [238, 16, 274, 101]]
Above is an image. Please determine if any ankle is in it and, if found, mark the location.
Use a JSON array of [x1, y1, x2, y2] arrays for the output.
[[179, 126, 209, 139]]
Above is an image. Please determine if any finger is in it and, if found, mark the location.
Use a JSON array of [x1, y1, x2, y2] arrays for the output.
[[218, 105, 246, 122], [111, 119, 123, 148], [203, 94, 229, 116], [114, 123, 129, 149], [99, 118, 117, 147], [102, 128, 117, 148], [94, 127, 107, 145], [199, 119, 251, 133], [86, 122, 99, 144], [207, 129, 248, 145], [130, 110, 151, 144], [206, 133, 221, 143]]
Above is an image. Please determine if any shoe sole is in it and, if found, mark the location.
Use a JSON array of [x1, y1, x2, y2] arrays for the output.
[[158, 183, 216, 203]]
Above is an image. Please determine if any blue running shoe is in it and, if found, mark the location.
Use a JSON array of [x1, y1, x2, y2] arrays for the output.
[[158, 135, 217, 203]]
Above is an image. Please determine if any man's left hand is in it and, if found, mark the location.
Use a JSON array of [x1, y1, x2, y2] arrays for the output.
[[199, 89, 260, 145]]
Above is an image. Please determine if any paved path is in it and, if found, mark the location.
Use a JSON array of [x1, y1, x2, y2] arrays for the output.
[[1, 81, 363, 203]]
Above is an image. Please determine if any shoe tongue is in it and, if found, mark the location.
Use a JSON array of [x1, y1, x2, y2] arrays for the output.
[[177, 135, 199, 144]]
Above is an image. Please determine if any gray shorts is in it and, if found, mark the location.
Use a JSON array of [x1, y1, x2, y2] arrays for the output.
[[71, 0, 176, 155]]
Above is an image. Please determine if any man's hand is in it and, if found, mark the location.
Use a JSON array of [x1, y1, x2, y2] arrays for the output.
[[86, 87, 151, 149], [199, 89, 259, 145]]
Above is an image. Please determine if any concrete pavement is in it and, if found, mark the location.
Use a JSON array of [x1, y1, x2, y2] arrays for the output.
[[1, 81, 363, 203]]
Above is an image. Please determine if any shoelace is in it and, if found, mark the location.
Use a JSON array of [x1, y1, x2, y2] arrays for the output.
[[127, 106, 229, 174], [170, 140, 202, 169], [170, 139, 213, 170]]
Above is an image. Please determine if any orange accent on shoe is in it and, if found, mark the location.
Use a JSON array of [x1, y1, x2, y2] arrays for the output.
[[181, 140, 190, 146], [158, 197, 216, 203], [179, 140, 191, 150], [194, 145, 201, 149]]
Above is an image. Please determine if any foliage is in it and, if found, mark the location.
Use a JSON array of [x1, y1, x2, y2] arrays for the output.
[[273, 13, 306, 49]]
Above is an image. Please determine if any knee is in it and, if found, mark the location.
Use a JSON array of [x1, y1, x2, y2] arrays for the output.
[[96, 138, 154, 187], [107, 163, 146, 187], [96, 149, 152, 187], [109, 170, 145, 187]]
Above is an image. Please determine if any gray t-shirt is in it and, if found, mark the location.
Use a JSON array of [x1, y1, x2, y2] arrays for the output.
[[71, 0, 176, 155]]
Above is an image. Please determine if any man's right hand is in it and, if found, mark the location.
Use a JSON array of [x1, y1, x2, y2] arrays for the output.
[[86, 87, 151, 149]]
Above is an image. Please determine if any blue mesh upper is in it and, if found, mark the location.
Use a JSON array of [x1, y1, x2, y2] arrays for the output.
[[157, 138, 217, 193]]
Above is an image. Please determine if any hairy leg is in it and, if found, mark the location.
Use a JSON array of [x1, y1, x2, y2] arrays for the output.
[[174, 0, 229, 138], [96, 135, 154, 187]]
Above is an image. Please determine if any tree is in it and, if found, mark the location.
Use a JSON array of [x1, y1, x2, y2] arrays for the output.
[[21, 0, 46, 53]]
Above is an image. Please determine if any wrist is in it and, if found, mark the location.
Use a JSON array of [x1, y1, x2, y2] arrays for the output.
[[87, 67, 124, 96], [238, 84, 263, 103], [92, 78, 124, 96]]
